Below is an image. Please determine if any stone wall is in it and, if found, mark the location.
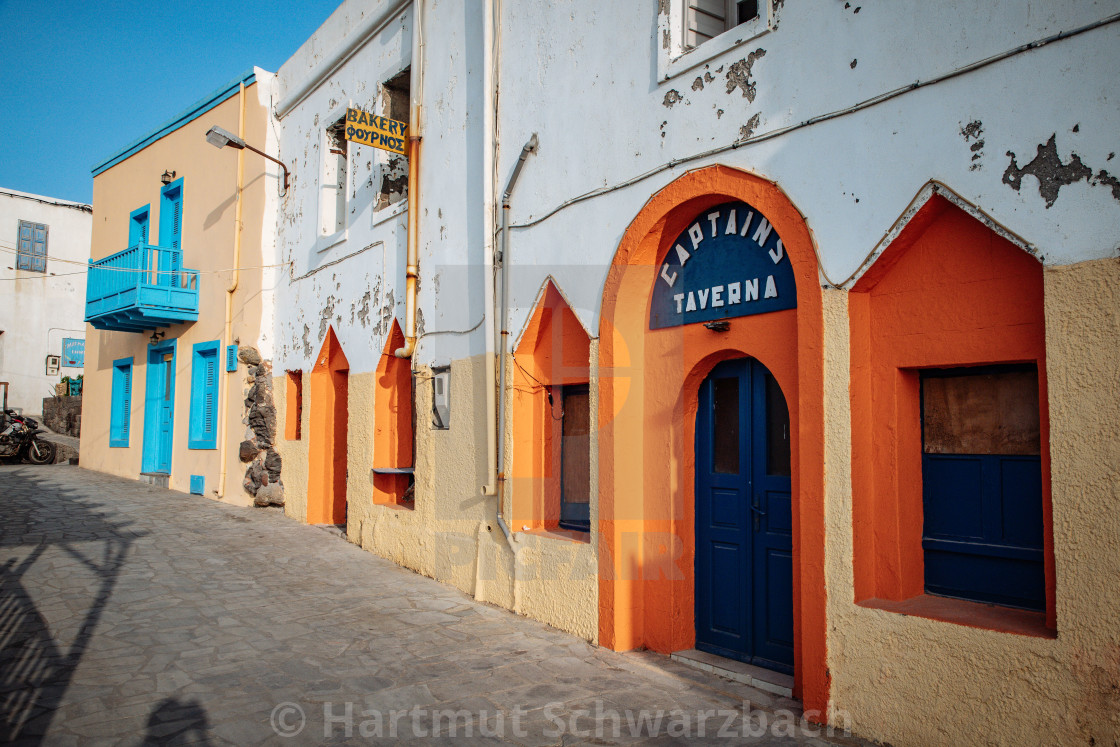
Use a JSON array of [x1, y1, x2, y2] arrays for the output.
[[41, 396, 82, 437], [236, 347, 283, 506]]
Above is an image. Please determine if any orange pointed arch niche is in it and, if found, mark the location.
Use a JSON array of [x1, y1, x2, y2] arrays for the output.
[[308, 327, 349, 525], [373, 320, 415, 507], [597, 165, 827, 714], [511, 280, 592, 531]]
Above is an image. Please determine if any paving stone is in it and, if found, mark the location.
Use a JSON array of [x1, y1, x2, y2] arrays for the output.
[[0, 465, 864, 745]]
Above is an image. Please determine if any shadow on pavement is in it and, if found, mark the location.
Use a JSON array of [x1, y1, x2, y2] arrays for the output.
[[0, 467, 143, 744]]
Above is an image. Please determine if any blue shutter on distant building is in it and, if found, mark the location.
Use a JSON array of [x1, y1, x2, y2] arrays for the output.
[[16, 220, 47, 272]]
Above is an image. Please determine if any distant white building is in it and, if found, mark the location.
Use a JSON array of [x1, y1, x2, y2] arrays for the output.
[[0, 188, 92, 414]]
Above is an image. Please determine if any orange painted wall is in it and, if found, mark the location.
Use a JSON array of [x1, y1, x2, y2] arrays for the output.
[[373, 320, 414, 506], [597, 166, 828, 713], [848, 195, 1055, 629], [308, 327, 349, 525], [512, 281, 592, 530]]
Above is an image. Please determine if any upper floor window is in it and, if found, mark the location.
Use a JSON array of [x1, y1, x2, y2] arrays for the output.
[[685, 0, 759, 50], [160, 179, 183, 251], [16, 220, 47, 272], [376, 68, 411, 212], [659, 0, 770, 82], [129, 205, 150, 247], [321, 116, 348, 235]]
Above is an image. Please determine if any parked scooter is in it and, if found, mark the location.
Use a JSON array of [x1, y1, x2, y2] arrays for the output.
[[0, 409, 56, 464]]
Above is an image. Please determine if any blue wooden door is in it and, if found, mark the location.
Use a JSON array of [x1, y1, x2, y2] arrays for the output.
[[142, 344, 176, 473], [695, 358, 794, 673]]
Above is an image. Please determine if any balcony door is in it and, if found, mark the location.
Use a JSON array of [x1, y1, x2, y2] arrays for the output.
[[142, 341, 177, 474]]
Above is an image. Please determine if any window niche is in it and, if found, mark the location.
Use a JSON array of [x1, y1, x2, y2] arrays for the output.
[[511, 280, 592, 536], [848, 194, 1054, 635]]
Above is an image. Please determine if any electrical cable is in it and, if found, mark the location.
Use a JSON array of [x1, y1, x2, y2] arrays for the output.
[[505, 12, 1120, 288]]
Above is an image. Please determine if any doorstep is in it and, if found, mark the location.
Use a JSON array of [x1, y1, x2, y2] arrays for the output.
[[671, 649, 794, 698], [138, 472, 170, 489]]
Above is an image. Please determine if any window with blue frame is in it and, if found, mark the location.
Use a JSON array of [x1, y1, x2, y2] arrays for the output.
[[129, 205, 150, 246], [920, 365, 1045, 611], [189, 341, 220, 450], [16, 220, 47, 272], [110, 357, 133, 447]]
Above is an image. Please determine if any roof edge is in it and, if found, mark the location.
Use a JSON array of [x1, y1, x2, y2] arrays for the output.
[[0, 187, 92, 212], [91, 69, 258, 178]]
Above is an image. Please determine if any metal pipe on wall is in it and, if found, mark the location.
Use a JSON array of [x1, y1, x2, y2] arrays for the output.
[[494, 133, 538, 544], [394, 0, 425, 359], [217, 80, 247, 498]]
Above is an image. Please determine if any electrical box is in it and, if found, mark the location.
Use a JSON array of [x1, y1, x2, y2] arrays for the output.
[[45, 355, 60, 376], [431, 367, 450, 429]]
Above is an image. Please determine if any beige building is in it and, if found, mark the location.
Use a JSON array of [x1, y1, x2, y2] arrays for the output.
[[80, 69, 283, 501]]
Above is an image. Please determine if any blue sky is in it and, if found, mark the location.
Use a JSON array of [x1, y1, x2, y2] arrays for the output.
[[0, 0, 342, 204]]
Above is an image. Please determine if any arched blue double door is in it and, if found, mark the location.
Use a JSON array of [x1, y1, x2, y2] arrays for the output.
[[695, 357, 794, 674]]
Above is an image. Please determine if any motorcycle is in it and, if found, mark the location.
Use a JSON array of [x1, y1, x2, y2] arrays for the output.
[[0, 409, 57, 465]]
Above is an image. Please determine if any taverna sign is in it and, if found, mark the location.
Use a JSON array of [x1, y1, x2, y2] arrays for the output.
[[649, 200, 796, 329]]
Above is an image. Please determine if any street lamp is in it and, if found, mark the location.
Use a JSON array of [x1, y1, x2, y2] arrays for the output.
[[204, 126, 290, 195]]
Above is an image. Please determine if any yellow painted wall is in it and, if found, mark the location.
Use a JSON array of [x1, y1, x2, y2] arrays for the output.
[[823, 259, 1120, 744], [80, 80, 274, 504], [276, 370, 310, 523]]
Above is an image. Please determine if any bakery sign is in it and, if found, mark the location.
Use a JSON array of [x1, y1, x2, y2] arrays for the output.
[[649, 200, 796, 329]]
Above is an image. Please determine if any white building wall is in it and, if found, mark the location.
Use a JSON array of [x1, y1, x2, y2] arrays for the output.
[[0, 189, 92, 414], [277, 2, 1120, 373]]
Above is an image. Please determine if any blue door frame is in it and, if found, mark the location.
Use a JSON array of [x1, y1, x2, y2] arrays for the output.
[[142, 339, 177, 474], [695, 357, 794, 674]]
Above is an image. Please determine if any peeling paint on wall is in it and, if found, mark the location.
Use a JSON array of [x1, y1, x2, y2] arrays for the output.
[[725, 49, 767, 102], [301, 324, 311, 357], [691, 77, 704, 92], [357, 290, 372, 327], [662, 89, 684, 109], [1003, 134, 1093, 208], [738, 113, 761, 141], [319, 296, 338, 340], [961, 120, 985, 171]]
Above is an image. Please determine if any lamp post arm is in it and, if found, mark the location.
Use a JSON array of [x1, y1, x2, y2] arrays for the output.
[[241, 142, 290, 195]]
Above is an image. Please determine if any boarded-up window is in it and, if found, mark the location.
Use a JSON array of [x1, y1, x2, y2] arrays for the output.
[[922, 367, 1040, 455], [920, 364, 1045, 611], [560, 384, 591, 532]]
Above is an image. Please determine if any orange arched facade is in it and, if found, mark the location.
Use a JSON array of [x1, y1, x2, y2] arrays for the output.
[[597, 165, 828, 713], [307, 326, 350, 525]]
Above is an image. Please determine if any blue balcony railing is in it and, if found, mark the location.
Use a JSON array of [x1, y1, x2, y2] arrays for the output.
[[85, 244, 199, 332]]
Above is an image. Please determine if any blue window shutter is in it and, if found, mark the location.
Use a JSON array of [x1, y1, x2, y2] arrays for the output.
[[226, 345, 238, 372], [111, 357, 133, 447], [129, 206, 150, 247], [160, 178, 184, 254], [189, 341, 219, 449]]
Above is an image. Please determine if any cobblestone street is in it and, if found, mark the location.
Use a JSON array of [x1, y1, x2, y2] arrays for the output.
[[0, 466, 864, 745]]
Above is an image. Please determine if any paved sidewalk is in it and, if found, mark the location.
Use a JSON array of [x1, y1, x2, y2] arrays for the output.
[[0, 466, 864, 746]]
